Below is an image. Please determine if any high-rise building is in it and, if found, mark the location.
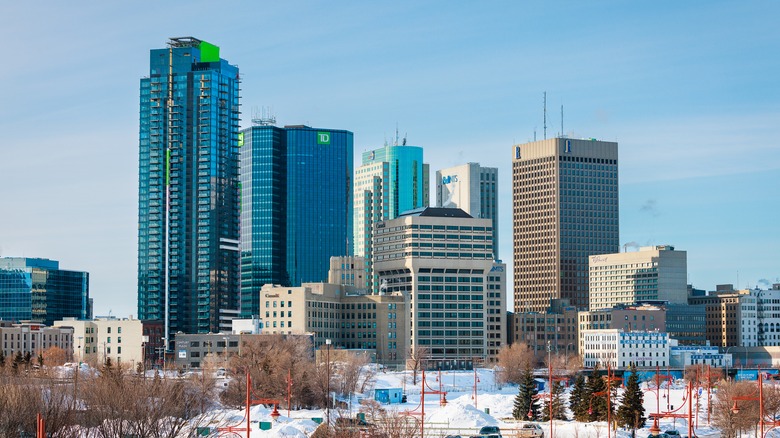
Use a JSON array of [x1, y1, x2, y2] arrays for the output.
[[373, 207, 507, 368], [239, 123, 353, 317], [0, 258, 90, 325], [436, 163, 499, 259], [512, 138, 619, 312], [588, 245, 687, 310], [137, 37, 241, 339], [354, 144, 429, 292]]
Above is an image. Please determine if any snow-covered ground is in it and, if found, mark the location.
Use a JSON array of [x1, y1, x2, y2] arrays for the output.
[[197, 367, 732, 438]]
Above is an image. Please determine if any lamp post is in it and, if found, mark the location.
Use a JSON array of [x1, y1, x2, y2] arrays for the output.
[[325, 338, 331, 432], [222, 336, 229, 366], [161, 337, 167, 375]]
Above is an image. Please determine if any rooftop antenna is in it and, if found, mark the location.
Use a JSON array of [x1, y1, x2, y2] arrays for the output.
[[561, 104, 564, 138], [543, 91, 547, 140], [402, 133, 407, 146], [395, 123, 399, 146], [533, 127, 536, 142], [252, 106, 276, 126]]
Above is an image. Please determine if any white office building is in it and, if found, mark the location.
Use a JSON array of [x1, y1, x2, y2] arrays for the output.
[[435, 163, 499, 259], [582, 329, 669, 369]]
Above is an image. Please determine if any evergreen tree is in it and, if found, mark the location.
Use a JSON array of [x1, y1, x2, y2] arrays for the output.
[[23, 351, 32, 368], [12, 352, 23, 374], [541, 380, 567, 421], [617, 366, 646, 435], [37, 353, 44, 368], [0, 350, 5, 368], [512, 365, 540, 420], [570, 373, 591, 422], [587, 363, 608, 422]]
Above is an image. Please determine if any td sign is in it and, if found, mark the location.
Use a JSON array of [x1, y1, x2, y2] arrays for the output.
[[317, 132, 331, 145]]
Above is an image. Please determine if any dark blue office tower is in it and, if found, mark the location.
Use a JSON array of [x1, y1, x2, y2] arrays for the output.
[[138, 38, 241, 339], [239, 123, 353, 317]]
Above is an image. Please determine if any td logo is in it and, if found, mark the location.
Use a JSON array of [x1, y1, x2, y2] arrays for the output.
[[317, 132, 331, 145]]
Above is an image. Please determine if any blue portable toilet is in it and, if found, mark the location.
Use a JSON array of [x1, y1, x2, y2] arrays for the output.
[[374, 388, 403, 404]]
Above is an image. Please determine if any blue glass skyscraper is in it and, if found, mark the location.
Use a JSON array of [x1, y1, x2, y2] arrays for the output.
[[239, 123, 353, 317], [138, 38, 241, 338], [239, 123, 288, 316], [0, 258, 90, 325]]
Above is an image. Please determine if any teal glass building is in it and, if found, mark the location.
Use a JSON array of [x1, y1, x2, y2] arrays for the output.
[[354, 144, 429, 292], [137, 38, 241, 337], [0, 258, 90, 325], [239, 124, 353, 317]]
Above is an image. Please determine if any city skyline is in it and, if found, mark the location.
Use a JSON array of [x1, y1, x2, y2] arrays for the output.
[[1, 1, 778, 318]]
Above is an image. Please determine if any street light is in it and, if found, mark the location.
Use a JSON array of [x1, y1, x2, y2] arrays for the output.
[[222, 336, 229, 365], [325, 338, 331, 432]]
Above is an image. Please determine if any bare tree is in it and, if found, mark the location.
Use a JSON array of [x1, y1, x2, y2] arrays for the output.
[[332, 350, 375, 413], [496, 342, 535, 385], [684, 364, 724, 385], [406, 346, 429, 386], [223, 334, 321, 409], [712, 380, 759, 438]]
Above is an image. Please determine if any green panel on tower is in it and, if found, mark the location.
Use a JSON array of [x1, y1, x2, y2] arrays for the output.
[[199, 41, 220, 62]]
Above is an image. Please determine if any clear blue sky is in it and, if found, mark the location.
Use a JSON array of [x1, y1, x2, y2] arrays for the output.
[[1, 1, 778, 317]]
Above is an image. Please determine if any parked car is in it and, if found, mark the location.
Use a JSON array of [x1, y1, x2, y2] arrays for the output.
[[516, 423, 544, 438], [479, 426, 502, 436], [664, 431, 682, 437]]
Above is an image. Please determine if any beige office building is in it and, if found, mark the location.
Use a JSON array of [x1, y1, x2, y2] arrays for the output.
[[259, 282, 409, 369], [512, 138, 619, 312], [373, 207, 507, 368], [54, 317, 145, 367], [328, 256, 369, 289], [588, 245, 687, 310]]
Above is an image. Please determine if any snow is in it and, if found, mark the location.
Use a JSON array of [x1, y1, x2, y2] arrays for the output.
[[53, 366, 733, 437]]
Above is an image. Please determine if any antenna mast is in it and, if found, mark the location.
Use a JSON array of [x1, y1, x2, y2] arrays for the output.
[[561, 104, 564, 138], [543, 92, 547, 140]]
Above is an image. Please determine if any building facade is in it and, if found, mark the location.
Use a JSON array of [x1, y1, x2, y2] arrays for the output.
[[0, 322, 74, 360], [258, 282, 409, 369], [436, 163, 499, 259], [137, 37, 241, 339], [669, 345, 732, 368], [354, 144, 429, 293], [328, 256, 368, 289], [691, 289, 756, 348], [578, 304, 666, 352], [54, 317, 147, 367], [0, 258, 90, 325], [373, 207, 506, 368], [512, 138, 619, 312], [239, 124, 354, 317], [512, 301, 579, 355], [581, 329, 669, 369], [666, 303, 707, 345], [588, 245, 687, 310]]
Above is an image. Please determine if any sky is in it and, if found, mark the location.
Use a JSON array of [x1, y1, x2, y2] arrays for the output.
[[1, 1, 778, 317]]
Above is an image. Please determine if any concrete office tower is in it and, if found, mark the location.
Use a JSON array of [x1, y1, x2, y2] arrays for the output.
[[138, 38, 241, 338], [354, 144, 429, 292], [512, 138, 619, 312], [0, 258, 90, 325], [373, 207, 507, 368], [435, 163, 499, 259], [588, 245, 687, 310], [239, 123, 353, 317]]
